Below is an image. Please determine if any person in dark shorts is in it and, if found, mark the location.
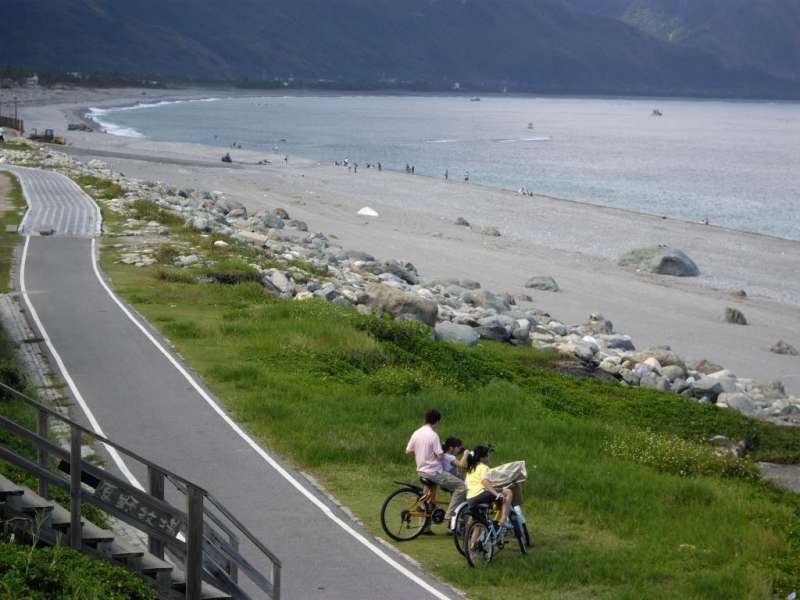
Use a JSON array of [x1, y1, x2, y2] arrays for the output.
[[465, 446, 512, 526]]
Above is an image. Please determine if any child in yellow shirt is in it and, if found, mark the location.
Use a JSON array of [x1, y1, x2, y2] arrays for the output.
[[465, 446, 512, 526]]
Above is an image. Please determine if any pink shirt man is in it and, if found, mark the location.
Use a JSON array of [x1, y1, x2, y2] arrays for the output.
[[405, 424, 443, 476]]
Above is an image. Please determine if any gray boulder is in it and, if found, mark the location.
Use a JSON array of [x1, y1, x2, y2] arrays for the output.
[[693, 359, 725, 375], [718, 392, 758, 416], [227, 207, 248, 220], [434, 322, 480, 347], [343, 249, 376, 262], [524, 276, 560, 292], [604, 335, 635, 352], [481, 226, 501, 237], [724, 307, 748, 325], [691, 378, 723, 402], [460, 279, 482, 290], [189, 216, 212, 233], [618, 246, 700, 277], [288, 219, 308, 232], [475, 318, 512, 342], [272, 207, 290, 219], [263, 215, 285, 229], [262, 270, 295, 297], [770, 340, 799, 356], [364, 284, 438, 326], [455, 217, 470, 227], [462, 290, 510, 313]]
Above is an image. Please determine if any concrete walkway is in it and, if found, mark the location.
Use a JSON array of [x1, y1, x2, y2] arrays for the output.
[[6, 166, 455, 600]]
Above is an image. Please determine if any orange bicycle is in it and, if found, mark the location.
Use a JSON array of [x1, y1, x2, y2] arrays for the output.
[[380, 477, 450, 541]]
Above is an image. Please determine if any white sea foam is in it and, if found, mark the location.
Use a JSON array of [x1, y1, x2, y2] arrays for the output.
[[87, 97, 223, 138]]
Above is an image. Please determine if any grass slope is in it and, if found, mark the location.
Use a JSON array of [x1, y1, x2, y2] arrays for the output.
[[0, 172, 26, 293], [100, 244, 800, 600]]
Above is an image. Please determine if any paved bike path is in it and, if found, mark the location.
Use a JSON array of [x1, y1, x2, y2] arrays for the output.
[[8, 167, 454, 600]]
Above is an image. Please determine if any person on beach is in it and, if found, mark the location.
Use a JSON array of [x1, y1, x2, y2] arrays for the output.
[[444, 169, 448, 181], [405, 409, 466, 522], [378, 162, 382, 171], [284, 155, 288, 165], [411, 165, 415, 174], [464, 171, 470, 182], [354, 163, 358, 173], [466, 446, 512, 527], [405, 163, 410, 173]]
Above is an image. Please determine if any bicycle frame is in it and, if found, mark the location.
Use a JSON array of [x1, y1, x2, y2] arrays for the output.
[[393, 481, 449, 519]]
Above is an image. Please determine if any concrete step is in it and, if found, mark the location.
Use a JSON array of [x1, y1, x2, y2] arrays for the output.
[[170, 568, 233, 600], [0, 474, 26, 501]]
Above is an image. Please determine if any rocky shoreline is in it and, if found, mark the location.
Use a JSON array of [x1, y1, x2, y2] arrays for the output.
[[3, 143, 799, 429]]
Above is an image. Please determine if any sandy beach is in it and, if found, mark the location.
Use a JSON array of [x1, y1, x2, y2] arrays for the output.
[[14, 88, 800, 395]]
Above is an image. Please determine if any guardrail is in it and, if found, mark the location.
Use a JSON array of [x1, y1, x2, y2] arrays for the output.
[[0, 381, 281, 599], [0, 116, 24, 134]]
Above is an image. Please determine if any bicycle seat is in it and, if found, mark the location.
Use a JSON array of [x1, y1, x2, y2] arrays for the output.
[[419, 477, 437, 487]]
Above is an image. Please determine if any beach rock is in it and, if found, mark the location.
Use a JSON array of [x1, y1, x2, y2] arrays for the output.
[[524, 276, 560, 292], [314, 283, 340, 302], [747, 381, 787, 401], [475, 317, 512, 342], [357, 260, 419, 285], [512, 319, 532, 341], [718, 392, 758, 416], [216, 198, 246, 214], [287, 219, 308, 232], [262, 270, 295, 297], [481, 226, 501, 237], [730, 289, 748, 298], [189, 216, 212, 233], [460, 279, 481, 290], [660, 364, 686, 381], [705, 435, 746, 458], [724, 307, 748, 325], [770, 340, 799, 356], [585, 313, 613, 334], [618, 246, 700, 277], [691, 378, 724, 402], [603, 335, 635, 352], [619, 368, 640, 386], [262, 215, 285, 230], [455, 217, 470, 227], [213, 240, 229, 248], [635, 349, 684, 368], [693, 359, 725, 375], [364, 283, 438, 326], [462, 290, 510, 313], [227, 207, 247, 219], [272, 208, 290, 219], [434, 322, 480, 346]]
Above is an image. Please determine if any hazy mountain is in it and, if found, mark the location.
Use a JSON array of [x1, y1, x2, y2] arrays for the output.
[[566, 0, 800, 81], [2, 0, 798, 97]]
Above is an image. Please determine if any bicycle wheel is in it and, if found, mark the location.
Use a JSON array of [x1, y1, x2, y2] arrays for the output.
[[381, 488, 428, 541], [510, 514, 528, 555], [465, 521, 493, 568], [452, 504, 470, 556]]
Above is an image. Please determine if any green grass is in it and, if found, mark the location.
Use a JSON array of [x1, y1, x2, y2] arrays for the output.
[[76, 175, 124, 201], [0, 140, 33, 152], [129, 199, 184, 226], [100, 244, 800, 600], [0, 172, 26, 292], [0, 539, 155, 599]]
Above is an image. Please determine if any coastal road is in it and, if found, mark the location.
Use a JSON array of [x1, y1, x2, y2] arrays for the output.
[[6, 166, 455, 599]]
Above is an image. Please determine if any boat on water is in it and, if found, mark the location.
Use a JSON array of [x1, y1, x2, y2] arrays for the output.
[[470, 97, 481, 102], [527, 122, 534, 129], [652, 109, 663, 117]]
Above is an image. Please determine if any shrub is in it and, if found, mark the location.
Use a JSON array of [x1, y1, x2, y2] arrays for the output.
[[154, 244, 180, 265], [605, 430, 760, 480], [0, 539, 155, 599], [202, 260, 261, 285], [76, 175, 124, 200], [155, 267, 196, 284], [130, 200, 183, 226]]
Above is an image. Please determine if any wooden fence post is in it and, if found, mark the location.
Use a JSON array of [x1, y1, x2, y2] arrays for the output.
[[147, 466, 166, 559], [36, 409, 48, 498], [186, 484, 204, 600], [69, 427, 82, 549]]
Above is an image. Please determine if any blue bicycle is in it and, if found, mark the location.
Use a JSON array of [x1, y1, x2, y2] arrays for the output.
[[463, 497, 529, 567]]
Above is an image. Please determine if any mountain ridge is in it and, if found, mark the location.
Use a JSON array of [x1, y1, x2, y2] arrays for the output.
[[2, 0, 799, 98]]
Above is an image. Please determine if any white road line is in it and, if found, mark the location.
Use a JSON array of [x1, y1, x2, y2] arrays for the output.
[[19, 236, 145, 491], [89, 245, 453, 599]]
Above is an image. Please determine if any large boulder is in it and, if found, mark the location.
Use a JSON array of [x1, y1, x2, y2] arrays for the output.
[[364, 284, 438, 326], [618, 247, 700, 277], [635, 349, 684, 368], [524, 276, 560, 292], [690, 378, 723, 402], [434, 322, 480, 347]]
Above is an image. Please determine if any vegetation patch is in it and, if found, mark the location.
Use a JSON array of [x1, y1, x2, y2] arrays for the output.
[[130, 199, 184, 226], [0, 539, 155, 600], [101, 245, 800, 599], [76, 175, 124, 201], [0, 172, 26, 293]]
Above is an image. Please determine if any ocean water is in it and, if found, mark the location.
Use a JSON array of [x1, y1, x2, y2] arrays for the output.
[[89, 94, 800, 241]]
